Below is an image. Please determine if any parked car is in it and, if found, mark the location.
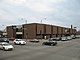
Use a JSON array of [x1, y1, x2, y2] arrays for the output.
[[29, 39, 39, 43], [0, 42, 13, 51], [67, 36, 72, 40], [14, 39, 26, 45], [9, 37, 15, 41], [42, 38, 57, 46], [75, 35, 80, 38], [50, 37, 61, 41], [71, 35, 76, 39], [61, 37, 68, 41], [0, 38, 9, 43]]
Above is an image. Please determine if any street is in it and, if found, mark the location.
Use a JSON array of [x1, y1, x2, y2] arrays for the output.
[[0, 38, 80, 60]]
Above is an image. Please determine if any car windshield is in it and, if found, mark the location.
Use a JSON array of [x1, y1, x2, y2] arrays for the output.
[[16, 39, 22, 41], [49, 39, 53, 41]]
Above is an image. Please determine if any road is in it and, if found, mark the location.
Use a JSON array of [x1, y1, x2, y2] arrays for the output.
[[0, 39, 80, 60]]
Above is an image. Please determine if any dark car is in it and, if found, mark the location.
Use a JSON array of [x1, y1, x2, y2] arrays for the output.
[[42, 38, 57, 46], [0, 38, 9, 43]]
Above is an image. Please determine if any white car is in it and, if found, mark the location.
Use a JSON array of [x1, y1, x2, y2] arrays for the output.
[[0, 42, 14, 51], [61, 37, 67, 41], [67, 36, 72, 40], [14, 39, 26, 45], [71, 35, 76, 39]]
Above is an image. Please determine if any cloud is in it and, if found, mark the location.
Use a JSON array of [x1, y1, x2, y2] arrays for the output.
[[0, 0, 80, 30]]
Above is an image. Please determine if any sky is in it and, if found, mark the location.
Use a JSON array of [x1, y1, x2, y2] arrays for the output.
[[0, 0, 80, 31]]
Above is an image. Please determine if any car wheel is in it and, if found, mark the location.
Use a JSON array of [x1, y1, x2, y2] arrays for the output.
[[14, 42, 16, 45], [3, 47, 6, 51], [53, 44, 55, 46], [53, 44, 57, 46], [19, 43, 21, 45]]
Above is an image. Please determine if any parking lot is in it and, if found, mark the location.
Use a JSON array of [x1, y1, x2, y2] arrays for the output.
[[0, 38, 80, 60]]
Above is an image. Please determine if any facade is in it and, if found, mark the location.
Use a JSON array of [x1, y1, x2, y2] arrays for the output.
[[7, 25, 22, 39], [22, 23, 76, 39], [7, 23, 77, 39]]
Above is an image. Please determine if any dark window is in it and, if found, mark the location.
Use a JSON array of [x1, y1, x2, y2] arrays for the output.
[[16, 28, 22, 32]]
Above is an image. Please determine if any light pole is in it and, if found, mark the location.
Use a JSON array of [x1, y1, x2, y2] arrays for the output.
[[40, 18, 46, 24], [21, 18, 27, 24]]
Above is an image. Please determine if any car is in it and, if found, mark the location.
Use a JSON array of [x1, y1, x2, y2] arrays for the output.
[[61, 37, 68, 41], [9, 37, 15, 41], [29, 39, 39, 43], [14, 39, 26, 45], [67, 36, 72, 40], [50, 37, 61, 41], [71, 35, 76, 39], [0, 38, 9, 43], [0, 42, 14, 51], [42, 38, 57, 46], [75, 35, 80, 38]]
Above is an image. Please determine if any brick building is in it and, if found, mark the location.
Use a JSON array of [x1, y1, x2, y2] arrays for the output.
[[7, 25, 22, 39], [7, 23, 76, 39]]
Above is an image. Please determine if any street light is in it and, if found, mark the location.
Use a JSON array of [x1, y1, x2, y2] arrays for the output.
[[21, 18, 27, 24], [40, 18, 46, 24]]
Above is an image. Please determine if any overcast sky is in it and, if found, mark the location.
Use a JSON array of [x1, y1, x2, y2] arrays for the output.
[[0, 0, 80, 30]]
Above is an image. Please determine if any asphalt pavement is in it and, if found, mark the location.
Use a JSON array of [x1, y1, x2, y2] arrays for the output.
[[0, 38, 80, 60]]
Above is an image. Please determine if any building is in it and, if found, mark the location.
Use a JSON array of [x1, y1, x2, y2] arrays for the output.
[[7, 23, 76, 39], [7, 25, 22, 39], [2, 28, 7, 37]]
